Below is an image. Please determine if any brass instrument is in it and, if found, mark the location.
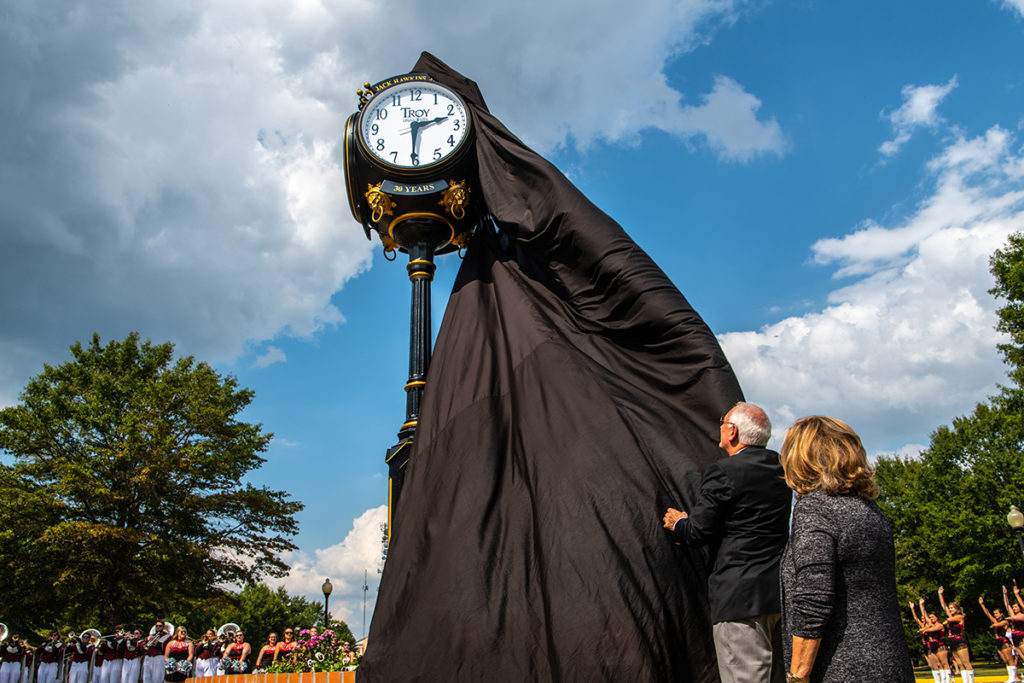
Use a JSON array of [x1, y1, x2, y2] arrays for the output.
[[216, 623, 240, 642], [0, 623, 7, 643], [148, 621, 173, 638]]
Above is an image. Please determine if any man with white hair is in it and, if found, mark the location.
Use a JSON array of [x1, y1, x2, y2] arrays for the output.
[[662, 402, 792, 683]]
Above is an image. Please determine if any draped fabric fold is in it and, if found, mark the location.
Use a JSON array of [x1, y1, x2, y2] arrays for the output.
[[358, 53, 743, 682]]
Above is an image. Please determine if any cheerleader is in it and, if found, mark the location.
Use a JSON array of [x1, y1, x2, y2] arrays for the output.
[[917, 599, 954, 683], [274, 630, 297, 665], [252, 634, 277, 673], [911, 601, 947, 683], [1006, 586, 1024, 669], [119, 631, 143, 683], [192, 631, 219, 679], [141, 623, 169, 683], [980, 596, 1017, 683], [35, 633, 63, 683], [939, 587, 975, 683], [66, 637, 93, 683], [218, 632, 249, 676], [0, 635, 25, 683], [162, 628, 192, 683]]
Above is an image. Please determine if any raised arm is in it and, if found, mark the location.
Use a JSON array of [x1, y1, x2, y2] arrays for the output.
[[909, 601, 925, 629], [1003, 585, 1015, 616], [979, 596, 999, 625], [938, 586, 955, 619], [1014, 582, 1024, 612]]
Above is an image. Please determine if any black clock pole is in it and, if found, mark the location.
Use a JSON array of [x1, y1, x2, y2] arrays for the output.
[[384, 218, 451, 540]]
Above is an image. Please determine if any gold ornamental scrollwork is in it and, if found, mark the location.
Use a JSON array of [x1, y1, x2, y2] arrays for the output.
[[439, 180, 470, 220], [366, 183, 396, 223]]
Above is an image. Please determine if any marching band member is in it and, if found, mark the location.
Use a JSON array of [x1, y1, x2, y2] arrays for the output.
[[192, 632, 219, 678], [0, 635, 26, 683], [66, 636, 93, 683], [162, 628, 192, 683], [36, 632, 63, 683], [18, 638, 34, 683], [89, 634, 104, 683], [141, 623, 169, 683], [119, 631, 143, 683], [98, 629, 124, 683]]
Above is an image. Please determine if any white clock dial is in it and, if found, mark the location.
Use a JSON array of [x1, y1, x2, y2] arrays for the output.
[[358, 81, 470, 170]]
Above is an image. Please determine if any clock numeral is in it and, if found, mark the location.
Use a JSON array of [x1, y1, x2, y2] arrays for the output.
[[446, 104, 454, 116], [411, 89, 422, 101], [453, 119, 460, 131], [433, 93, 438, 105], [376, 108, 387, 120], [389, 151, 398, 162], [370, 123, 379, 135], [392, 94, 401, 107], [433, 148, 442, 161], [376, 138, 385, 151], [447, 135, 455, 147]]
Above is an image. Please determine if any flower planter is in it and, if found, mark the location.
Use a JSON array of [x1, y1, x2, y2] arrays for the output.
[[185, 673, 356, 683]]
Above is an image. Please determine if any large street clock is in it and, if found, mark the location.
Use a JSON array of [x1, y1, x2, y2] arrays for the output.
[[343, 72, 480, 256]]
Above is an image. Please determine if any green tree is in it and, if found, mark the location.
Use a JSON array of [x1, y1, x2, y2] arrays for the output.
[[875, 234, 1024, 662], [209, 583, 328, 647], [0, 333, 303, 632]]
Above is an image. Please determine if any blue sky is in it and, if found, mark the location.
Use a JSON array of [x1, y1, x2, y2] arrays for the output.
[[2, 0, 1024, 634]]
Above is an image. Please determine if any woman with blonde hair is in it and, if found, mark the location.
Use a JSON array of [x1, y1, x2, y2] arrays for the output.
[[779, 415, 913, 683]]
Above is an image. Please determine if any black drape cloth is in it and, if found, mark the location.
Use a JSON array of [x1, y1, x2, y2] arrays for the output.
[[358, 53, 743, 682]]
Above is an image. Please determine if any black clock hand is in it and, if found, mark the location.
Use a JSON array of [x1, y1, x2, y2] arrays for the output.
[[409, 120, 423, 165]]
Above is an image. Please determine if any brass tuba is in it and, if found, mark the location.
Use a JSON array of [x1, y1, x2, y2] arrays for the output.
[[0, 623, 7, 643], [216, 623, 240, 641], [148, 621, 173, 637], [80, 629, 101, 643]]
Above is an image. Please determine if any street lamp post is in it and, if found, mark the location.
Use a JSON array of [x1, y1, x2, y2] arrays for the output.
[[322, 578, 333, 629], [1009, 506, 1024, 562]]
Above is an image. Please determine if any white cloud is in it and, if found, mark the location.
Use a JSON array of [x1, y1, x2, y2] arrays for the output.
[[879, 76, 958, 157], [254, 345, 287, 368], [723, 126, 1024, 452], [999, 0, 1024, 17], [270, 505, 387, 634], [0, 0, 777, 398], [668, 75, 787, 161]]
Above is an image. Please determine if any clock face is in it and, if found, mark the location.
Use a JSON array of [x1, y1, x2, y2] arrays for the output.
[[358, 80, 470, 171]]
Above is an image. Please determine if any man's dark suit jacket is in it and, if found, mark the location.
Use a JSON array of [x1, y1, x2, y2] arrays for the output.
[[673, 445, 792, 624]]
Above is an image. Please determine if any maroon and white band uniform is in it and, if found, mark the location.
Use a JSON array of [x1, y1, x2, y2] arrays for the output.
[[36, 640, 63, 683], [0, 641, 26, 683], [99, 638, 123, 683], [0, 641, 25, 683], [193, 641, 220, 678], [88, 642, 104, 683], [142, 633, 169, 683], [120, 637, 143, 683], [67, 640, 94, 683]]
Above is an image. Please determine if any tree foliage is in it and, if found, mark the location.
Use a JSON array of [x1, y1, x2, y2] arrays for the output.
[[875, 234, 1024, 661], [0, 333, 303, 632], [202, 583, 352, 648]]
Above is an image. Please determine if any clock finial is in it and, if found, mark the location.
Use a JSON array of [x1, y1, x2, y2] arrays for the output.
[[356, 82, 374, 110]]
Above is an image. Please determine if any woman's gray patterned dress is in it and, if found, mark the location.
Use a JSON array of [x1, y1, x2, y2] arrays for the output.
[[780, 488, 914, 682]]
